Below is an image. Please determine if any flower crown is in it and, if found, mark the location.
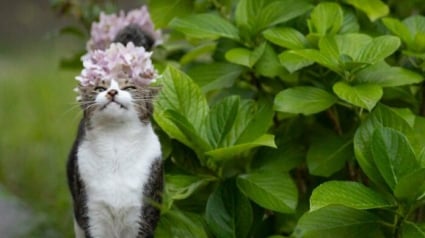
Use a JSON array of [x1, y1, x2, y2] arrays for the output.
[[76, 42, 157, 87], [87, 6, 162, 51]]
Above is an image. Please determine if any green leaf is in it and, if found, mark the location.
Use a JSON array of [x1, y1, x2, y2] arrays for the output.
[[263, 27, 309, 49], [170, 13, 240, 40], [394, 168, 425, 202], [295, 205, 384, 238], [354, 104, 413, 186], [165, 174, 215, 201], [225, 43, 266, 68], [358, 36, 400, 64], [340, 9, 360, 33], [310, 181, 396, 211], [371, 127, 418, 190], [235, 0, 312, 34], [307, 134, 353, 177], [180, 42, 217, 65], [254, 43, 287, 78], [291, 49, 341, 73], [154, 66, 209, 153], [147, 0, 193, 28], [221, 100, 272, 147], [279, 51, 314, 73], [403, 221, 425, 238], [206, 180, 253, 238], [255, 0, 312, 31], [205, 98, 275, 161], [333, 81, 383, 111], [225, 48, 252, 67], [404, 15, 425, 39], [235, 0, 266, 29], [382, 17, 413, 46], [206, 134, 276, 161], [186, 63, 244, 93], [274, 87, 337, 115], [206, 96, 240, 148], [255, 142, 305, 172], [355, 62, 424, 87], [155, 210, 208, 238], [164, 110, 210, 152], [344, 0, 389, 22], [308, 2, 343, 35], [334, 34, 372, 61], [237, 170, 298, 213]]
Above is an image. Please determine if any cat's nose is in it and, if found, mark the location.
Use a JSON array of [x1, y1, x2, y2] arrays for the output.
[[108, 89, 118, 97]]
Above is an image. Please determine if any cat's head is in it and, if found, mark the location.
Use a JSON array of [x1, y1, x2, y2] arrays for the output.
[[78, 78, 158, 123], [75, 42, 158, 124]]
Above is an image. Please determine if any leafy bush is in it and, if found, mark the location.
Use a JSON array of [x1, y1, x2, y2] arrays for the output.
[[53, 0, 425, 237]]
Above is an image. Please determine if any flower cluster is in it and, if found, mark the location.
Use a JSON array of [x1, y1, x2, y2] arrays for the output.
[[87, 6, 161, 51], [76, 42, 157, 87]]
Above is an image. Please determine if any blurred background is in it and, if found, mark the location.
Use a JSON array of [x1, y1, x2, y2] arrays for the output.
[[0, 0, 143, 237]]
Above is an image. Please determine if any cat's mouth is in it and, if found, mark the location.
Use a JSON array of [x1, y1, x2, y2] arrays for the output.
[[100, 100, 128, 110]]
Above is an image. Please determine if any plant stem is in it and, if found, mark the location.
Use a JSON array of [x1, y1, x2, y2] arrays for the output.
[[326, 106, 343, 135]]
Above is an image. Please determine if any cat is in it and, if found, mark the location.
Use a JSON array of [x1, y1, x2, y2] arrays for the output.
[[67, 26, 163, 238]]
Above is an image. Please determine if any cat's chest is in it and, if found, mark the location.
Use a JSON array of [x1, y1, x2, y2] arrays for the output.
[[77, 125, 161, 206]]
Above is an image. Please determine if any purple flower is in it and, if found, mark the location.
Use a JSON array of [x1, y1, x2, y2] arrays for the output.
[[76, 42, 157, 87], [87, 6, 162, 51]]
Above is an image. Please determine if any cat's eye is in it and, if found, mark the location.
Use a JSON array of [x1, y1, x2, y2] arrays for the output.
[[94, 86, 107, 93], [122, 86, 136, 91]]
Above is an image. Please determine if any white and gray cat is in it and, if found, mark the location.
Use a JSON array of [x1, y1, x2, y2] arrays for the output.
[[67, 28, 162, 238]]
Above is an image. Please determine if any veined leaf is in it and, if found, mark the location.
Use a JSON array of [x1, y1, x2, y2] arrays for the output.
[[279, 51, 314, 73], [206, 96, 240, 148], [403, 221, 425, 238], [206, 98, 275, 161], [333, 81, 383, 111], [274, 87, 337, 115], [358, 36, 400, 64], [254, 43, 287, 78], [170, 13, 240, 41], [295, 205, 384, 238], [340, 9, 360, 33], [382, 17, 413, 46], [404, 15, 425, 38], [235, 0, 312, 34], [345, 0, 389, 21], [394, 168, 425, 202], [155, 210, 208, 238], [165, 174, 215, 201], [355, 62, 424, 87], [334, 34, 372, 61], [263, 27, 309, 50], [225, 43, 266, 68], [353, 104, 413, 187], [371, 127, 418, 190], [206, 134, 276, 161], [186, 63, 244, 93], [310, 181, 396, 211], [307, 134, 353, 177], [308, 2, 343, 35], [148, 0, 193, 28], [206, 180, 253, 238], [291, 49, 341, 73], [237, 170, 298, 213], [154, 66, 209, 153]]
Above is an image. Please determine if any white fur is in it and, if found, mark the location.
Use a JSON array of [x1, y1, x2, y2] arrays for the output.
[[77, 80, 161, 238]]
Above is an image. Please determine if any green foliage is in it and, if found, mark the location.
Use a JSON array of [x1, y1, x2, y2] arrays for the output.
[[48, 0, 425, 236]]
